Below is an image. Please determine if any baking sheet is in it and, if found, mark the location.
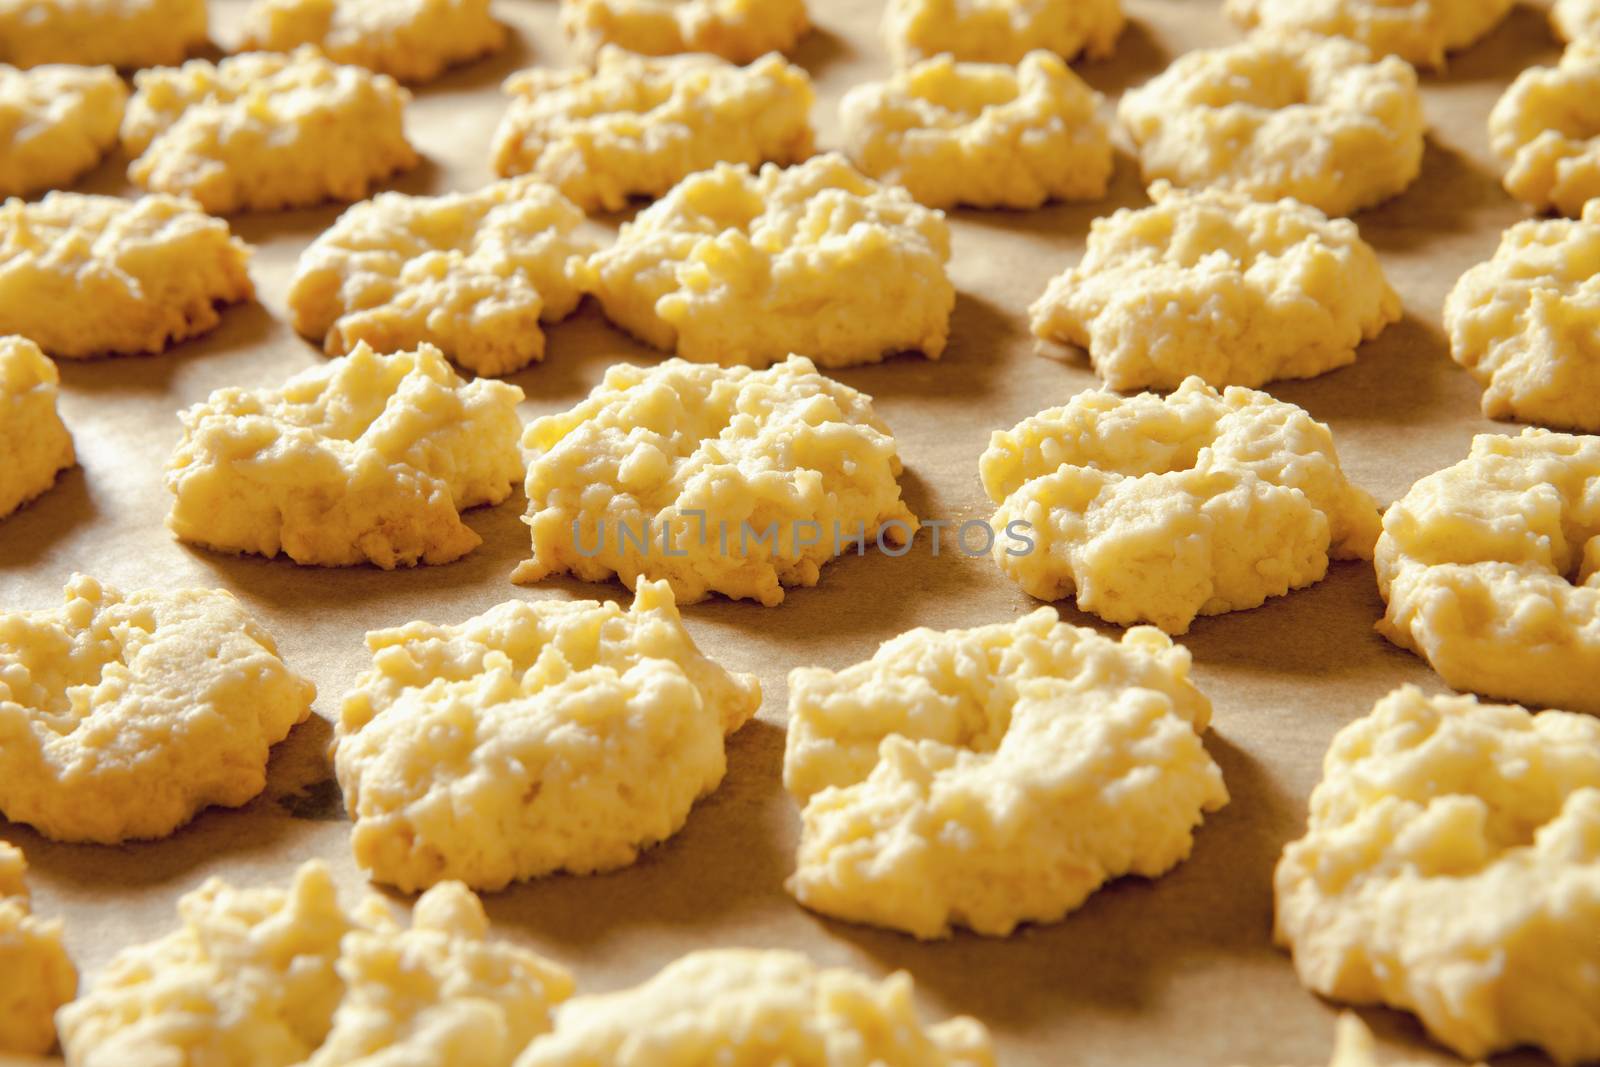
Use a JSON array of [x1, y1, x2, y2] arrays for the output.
[[0, 1, 1568, 1063]]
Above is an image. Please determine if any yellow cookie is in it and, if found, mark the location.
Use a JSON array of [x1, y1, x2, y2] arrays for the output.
[[1489, 41, 1600, 217], [1554, 0, 1600, 41], [882, 0, 1124, 67], [0, 63, 126, 198], [239, 0, 505, 83], [0, 0, 207, 69], [560, 0, 810, 63], [0, 843, 76, 1057], [1226, 0, 1514, 69], [0, 336, 74, 521]]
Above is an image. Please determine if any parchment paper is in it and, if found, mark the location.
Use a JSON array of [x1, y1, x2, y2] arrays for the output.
[[0, 2, 1568, 1063]]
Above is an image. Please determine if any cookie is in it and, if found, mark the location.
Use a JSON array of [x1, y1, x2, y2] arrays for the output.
[[982, 377, 1381, 634], [1118, 32, 1425, 216], [239, 0, 505, 83], [491, 47, 814, 213], [0, 191, 253, 357], [839, 50, 1111, 210], [58, 860, 574, 1066], [581, 154, 953, 367], [1554, 0, 1600, 41], [0, 843, 76, 1056], [287, 178, 595, 376], [1225, 0, 1514, 69], [0, 574, 315, 843], [1489, 41, 1600, 217], [784, 608, 1227, 939], [514, 355, 918, 606], [516, 949, 995, 1067], [334, 579, 761, 891], [165, 342, 524, 568], [0, 0, 206, 69], [1275, 685, 1600, 1063], [1375, 428, 1600, 715], [560, 0, 810, 64], [123, 47, 417, 214], [0, 336, 74, 521], [882, 0, 1124, 67], [1031, 183, 1401, 390], [0, 63, 127, 198]]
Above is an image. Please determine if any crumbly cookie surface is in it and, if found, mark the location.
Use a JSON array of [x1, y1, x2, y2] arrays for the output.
[[0, 336, 74, 520], [57, 860, 574, 1067], [515, 949, 996, 1067], [491, 47, 814, 213], [1032, 184, 1400, 390], [1489, 41, 1600, 217], [239, 0, 505, 83], [784, 609, 1227, 939], [1118, 32, 1425, 216], [0, 574, 315, 844], [1275, 685, 1600, 1063], [581, 154, 953, 367], [560, 0, 810, 63], [0, 0, 207, 69], [882, 0, 1124, 67], [1555, 0, 1600, 40], [1375, 428, 1600, 715], [0, 843, 76, 1057], [166, 342, 523, 568], [981, 377, 1381, 634], [1225, 0, 1514, 69], [335, 580, 760, 892], [0, 191, 253, 358], [0, 63, 127, 198], [288, 178, 594, 376], [122, 47, 418, 214], [839, 50, 1110, 210], [516, 355, 918, 606]]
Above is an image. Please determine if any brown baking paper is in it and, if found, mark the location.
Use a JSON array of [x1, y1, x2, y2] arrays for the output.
[[0, 1, 1570, 1063]]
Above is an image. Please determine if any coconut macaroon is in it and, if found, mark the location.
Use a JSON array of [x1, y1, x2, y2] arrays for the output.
[[1118, 32, 1425, 217], [784, 609, 1228, 940], [1376, 429, 1600, 715], [0, 192, 253, 357], [165, 342, 524, 568], [1489, 41, 1600, 217], [0, 844, 76, 1057], [982, 377, 1381, 634], [0, 337, 74, 521], [515, 356, 918, 606], [839, 50, 1111, 210], [0, 0, 207, 69], [882, 0, 1124, 67], [1225, 0, 1514, 69], [559, 0, 810, 63], [1276, 685, 1600, 1064], [334, 580, 761, 892], [238, 0, 505, 83], [491, 48, 815, 214], [58, 861, 575, 1066], [122, 47, 417, 214], [581, 154, 953, 368], [0, 63, 127, 198], [287, 178, 595, 376], [1032, 184, 1400, 390]]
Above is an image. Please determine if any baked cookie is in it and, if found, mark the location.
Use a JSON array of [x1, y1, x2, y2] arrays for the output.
[[122, 47, 418, 214], [0, 63, 127, 198], [1118, 32, 1425, 217], [1031, 184, 1401, 390], [491, 47, 815, 213], [1276, 685, 1600, 1063], [839, 50, 1111, 210], [0, 574, 315, 843], [0, 843, 76, 1057], [784, 609, 1227, 939], [515, 355, 918, 606], [58, 860, 574, 1066], [287, 178, 594, 376], [882, 0, 1124, 67], [1489, 41, 1600, 217], [1554, 0, 1600, 41], [581, 154, 953, 367], [1375, 428, 1600, 715], [0, 336, 74, 521], [0, 0, 207, 69], [335, 579, 761, 892], [1225, 0, 1514, 69], [560, 0, 810, 64], [239, 0, 505, 83], [166, 342, 524, 568], [516, 949, 995, 1066], [982, 377, 1381, 634], [0, 191, 253, 358]]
